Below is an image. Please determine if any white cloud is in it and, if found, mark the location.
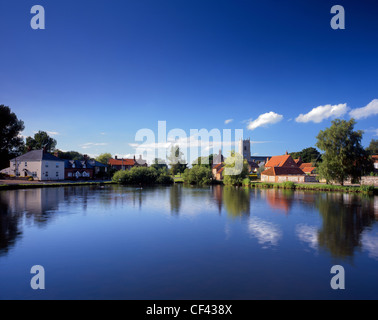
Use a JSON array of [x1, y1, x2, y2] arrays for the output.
[[349, 99, 378, 119], [295, 103, 348, 123], [224, 119, 233, 125], [80, 142, 108, 149], [47, 131, 60, 136], [247, 112, 283, 130]]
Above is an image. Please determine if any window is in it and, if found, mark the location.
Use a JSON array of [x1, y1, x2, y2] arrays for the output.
[[45, 163, 49, 167], [32, 172, 37, 178], [45, 172, 49, 177], [25, 162, 27, 167], [56, 163, 59, 168], [56, 172, 59, 177], [244, 146, 247, 151], [68, 172, 72, 177]]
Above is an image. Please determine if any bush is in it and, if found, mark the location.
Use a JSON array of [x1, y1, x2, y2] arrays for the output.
[[242, 178, 251, 186], [182, 166, 212, 185], [112, 167, 174, 185], [281, 181, 295, 189], [28, 177, 34, 181]]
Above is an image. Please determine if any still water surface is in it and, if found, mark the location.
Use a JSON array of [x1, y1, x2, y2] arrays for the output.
[[0, 185, 377, 299]]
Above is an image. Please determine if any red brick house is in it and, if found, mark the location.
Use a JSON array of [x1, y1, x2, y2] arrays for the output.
[[261, 152, 306, 183], [108, 155, 147, 171]]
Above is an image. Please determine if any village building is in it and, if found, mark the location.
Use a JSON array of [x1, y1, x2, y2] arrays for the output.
[[6, 149, 65, 181], [64, 156, 108, 180], [261, 152, 308, 183], [108, 155, 147, 171]]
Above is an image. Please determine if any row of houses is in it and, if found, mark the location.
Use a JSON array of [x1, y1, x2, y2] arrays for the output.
[[0, 149, 147, 181]]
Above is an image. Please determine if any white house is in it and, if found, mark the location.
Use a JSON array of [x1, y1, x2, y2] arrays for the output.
[[8, 149, 65, 181]]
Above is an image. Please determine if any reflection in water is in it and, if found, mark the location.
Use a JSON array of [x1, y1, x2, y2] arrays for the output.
[[248, 217, 282, 248], [316, 193, 375, 260], [170, 184, 182, 215], [222, 187, 250, 218], [296, 224, 318, 251], [263, 189, 294, 214], [0, 185, 377, 263]]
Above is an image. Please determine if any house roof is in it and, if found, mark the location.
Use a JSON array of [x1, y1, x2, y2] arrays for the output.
[[108, 158, 135, 166], [65, 159, 108, 169], [265, 155, 297, 168], [11, 150, 65, 162], [261, 167, 305, 176], [301, 166, 316, 173]]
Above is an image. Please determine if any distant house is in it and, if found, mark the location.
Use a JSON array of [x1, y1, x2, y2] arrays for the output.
[[373, 155, 378, 173], [261, 152, 307, 183], [299, 162, 317, 175], [64, 157, 108, 180], [108, 155, 147, 171], [7, 149, 65, 181], [212, 163, 225, 181]]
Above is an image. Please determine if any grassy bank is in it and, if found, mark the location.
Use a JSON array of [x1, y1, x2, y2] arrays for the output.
[[0, 181, 116, 191], [248, 181, 377, 195]]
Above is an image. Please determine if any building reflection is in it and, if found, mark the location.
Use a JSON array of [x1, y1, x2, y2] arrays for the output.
[[263, 189, 294, 214]]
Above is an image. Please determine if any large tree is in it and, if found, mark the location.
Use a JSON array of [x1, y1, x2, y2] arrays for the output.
[[167, 145, 187, 175], [0, 105, 25, 169], [290, 147, 321, 164], [56, 150, 85, 161], [316, 119, 371, 185], [95, 153, 112, 165], [25, 130, 57, 153], [366, 139, 378, 155]]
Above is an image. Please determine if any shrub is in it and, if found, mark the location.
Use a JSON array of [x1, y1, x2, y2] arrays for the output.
[[281, 181, 295, 189], [112, 167, 174, 185], [242, 178, 251, 186], [182, 166, 212, 185]]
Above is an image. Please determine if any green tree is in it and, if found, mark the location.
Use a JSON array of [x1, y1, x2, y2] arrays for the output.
[[167, 145, 187, 175], [25, 130, 57, 153], [191, 154, 215, 168], [223, 151, 249, 186], [150, 158, 168, 171], [56, 150, 85, 160], [366, 139, 378, 155], [182, 165, 212, 185], [316, 119, 370, 185], [290, 147, 321, 163], [96, 153, 112, 165], [0, 105, 25, 169]]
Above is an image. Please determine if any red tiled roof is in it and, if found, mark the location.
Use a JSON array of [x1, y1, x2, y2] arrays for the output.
[[302, 167, 316, 173], [261, 167, 305, 176], [265, 155, 298, 168], [299, 163, 313, 169], [108, 158, 135, 166]]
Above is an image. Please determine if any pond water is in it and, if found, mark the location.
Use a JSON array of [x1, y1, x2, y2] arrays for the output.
[[0, 185, 377, 300]]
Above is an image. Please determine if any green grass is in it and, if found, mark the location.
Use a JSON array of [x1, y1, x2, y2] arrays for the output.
[[0, 181, 116, 191], [247, 181, 376, 194]]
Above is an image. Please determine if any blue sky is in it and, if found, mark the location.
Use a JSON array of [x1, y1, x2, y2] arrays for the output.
[[1, 0, 378, 160]]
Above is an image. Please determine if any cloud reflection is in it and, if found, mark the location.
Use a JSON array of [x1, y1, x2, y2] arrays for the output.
[[248, 217, 282, 248]]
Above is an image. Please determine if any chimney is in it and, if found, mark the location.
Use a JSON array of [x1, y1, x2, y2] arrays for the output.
[[54, 151, 59, 158], [285, 151, 288, 155], [83, 154, 88, 161], [133, 155, 136, 161], [115, 155, 118, 160], [42, 146, 47, 153]]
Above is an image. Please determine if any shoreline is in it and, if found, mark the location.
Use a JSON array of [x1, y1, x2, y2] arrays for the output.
[[0, 180, 116, 191], [0, 179, 377, 195]]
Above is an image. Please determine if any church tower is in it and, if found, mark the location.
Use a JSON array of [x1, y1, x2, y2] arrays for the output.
[[238, 138, 252, 162]]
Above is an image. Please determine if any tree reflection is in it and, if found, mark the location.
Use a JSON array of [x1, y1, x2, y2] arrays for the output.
[[223, 187, 250, 218], [170, 184, 182, 215], [0, 193, 22, 256], [316, 193, 375, 260]]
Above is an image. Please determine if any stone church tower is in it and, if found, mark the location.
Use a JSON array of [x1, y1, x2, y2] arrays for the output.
[[238, 138, 252, 162]]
